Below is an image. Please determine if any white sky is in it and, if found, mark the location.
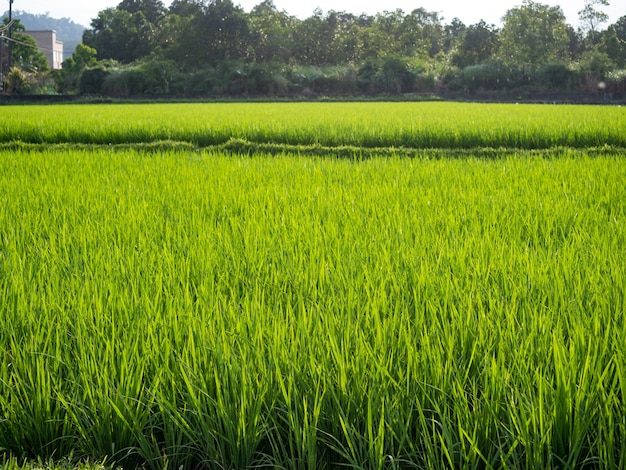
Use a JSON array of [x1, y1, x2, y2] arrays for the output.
[[4, 0, 625, 29]]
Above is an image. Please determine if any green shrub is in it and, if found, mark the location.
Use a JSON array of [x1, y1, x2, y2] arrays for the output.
[[79, 66, 110, 95], [606, 69, 626, 96], [536, 63, 575, 89], [3, 67, 31, 95]]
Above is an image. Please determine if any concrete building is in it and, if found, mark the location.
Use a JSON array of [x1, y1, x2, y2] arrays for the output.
[[22, 30, 63, 69]]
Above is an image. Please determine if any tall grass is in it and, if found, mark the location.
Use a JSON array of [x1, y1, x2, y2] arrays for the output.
[[0, 102, 625, 149], [0, 148, 624, 468]]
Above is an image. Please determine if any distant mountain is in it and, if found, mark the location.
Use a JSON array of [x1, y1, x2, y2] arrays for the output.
[[1, 10, 87, 61]]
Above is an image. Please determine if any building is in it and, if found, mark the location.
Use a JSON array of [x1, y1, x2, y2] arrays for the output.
[[22, 30, 64, 70]]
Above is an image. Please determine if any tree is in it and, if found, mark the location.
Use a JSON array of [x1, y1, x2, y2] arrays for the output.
[[4, 66, 29, 93], [169, 0, 204, 17], [451, 21, 499, 68], [499, 1, 569, 69], [12, 35, 50, 71], [292, 9, 336, 66], [599, 16, 626, 67], [83, 0, 164, 63], [566, 25, 585, 61], [118, 0, 166, 25], [79, 65, 110, 94], [163, 0, 250, 68], [579, 49, 614, 83], [1, 18, 49, 72], [194, 0, 249, 66], [326, 12, 363, 64], [248, 0, 295, 62], [57, 43, 98, 92], [377, 56, 413, 93], [83, 8, 155, 63], [579, 0, 610, 49], [156, 0, 204, 66], [601, 25, 625, 67], [69, 43, 98, 69], [579, 0, 610, 35], [613, 15, 626, 42], [443, 18, 466, 54], [408, 8, 444, 57], [351, 8, 443, 61]]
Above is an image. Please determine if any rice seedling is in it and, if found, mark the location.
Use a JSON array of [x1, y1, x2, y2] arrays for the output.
[[0, 144, 624, 468], [0, 102, 624, 150]]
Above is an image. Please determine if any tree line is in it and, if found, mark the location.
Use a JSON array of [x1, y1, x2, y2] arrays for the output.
[[3, 0, 626, 98]]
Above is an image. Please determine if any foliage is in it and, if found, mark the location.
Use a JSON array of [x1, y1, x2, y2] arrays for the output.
[[56, 43, 98, 93], [160, 0, 249, 68], [579, 0, 610, 34], [0, 18, 49, 73], [83, 7, 157, 63], [606, 68, 626, 94], [118, 0, 166, 25], [0, 105, 624, 467], [499, 0, 570, 69], [451, 20, 499, 69], [10, 33, 49, 72], [460, 62, 509, 92], [577, 48, 616, 90], [2, 65, 55, 95], [247, 0, 295, 63], [0, 103, 624, 468], [3, 66, 29, 94], [100, 59, 180, 96], [0, 455, 116, 470], [5, 1, 626, 96], [602, 24, 626, 67], [0, 102, 625, 150], [78, 66, 110, 94], [536, 63, 576, 89]]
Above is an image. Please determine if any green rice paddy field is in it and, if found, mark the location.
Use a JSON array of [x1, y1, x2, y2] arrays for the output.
[[0, 102, 625, 469]]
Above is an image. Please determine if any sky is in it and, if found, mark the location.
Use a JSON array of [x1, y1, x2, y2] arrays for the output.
[[4, 0, 625, 29]]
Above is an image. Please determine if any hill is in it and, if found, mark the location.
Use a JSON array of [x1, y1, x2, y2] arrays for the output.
[[1, 10, 87, 61]]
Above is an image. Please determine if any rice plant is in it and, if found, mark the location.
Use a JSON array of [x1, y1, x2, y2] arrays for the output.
[[0, 146, 624, 468], [0, 102, 624, 150]]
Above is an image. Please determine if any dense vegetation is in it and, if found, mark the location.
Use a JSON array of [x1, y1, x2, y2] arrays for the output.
[[1, 102, 625, 150], [2, 0, 626, 97], [0, 102, 625, 469]]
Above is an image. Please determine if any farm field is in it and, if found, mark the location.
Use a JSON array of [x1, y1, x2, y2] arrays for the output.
[[1, 102, 626, 150], [0, 102, 625, 469]]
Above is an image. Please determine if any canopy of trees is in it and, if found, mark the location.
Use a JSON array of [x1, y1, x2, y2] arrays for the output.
[[3, 0, 626, 97]]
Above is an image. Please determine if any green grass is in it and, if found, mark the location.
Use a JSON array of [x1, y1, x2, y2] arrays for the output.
[[1, 146, 624, 468]]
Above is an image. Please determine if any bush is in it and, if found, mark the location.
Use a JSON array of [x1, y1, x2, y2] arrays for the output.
[[110, 60, 180, 96], [462, 63, 504, 92], [311, 66, 357, 95], [536, 63, 575, 90], [459, 61, 528, 92], [240, 63, 288, 96], [79, 66, 110, 95], [357, 59, 379, 94], [377, 57, 414, 94], [174, 68, 221, 95], [356, 58, 417, 95], [606, 69, 626, 96], [101, 69, 130, 96], [3, 67, 31, 95], [409, 61, 438, 93]]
